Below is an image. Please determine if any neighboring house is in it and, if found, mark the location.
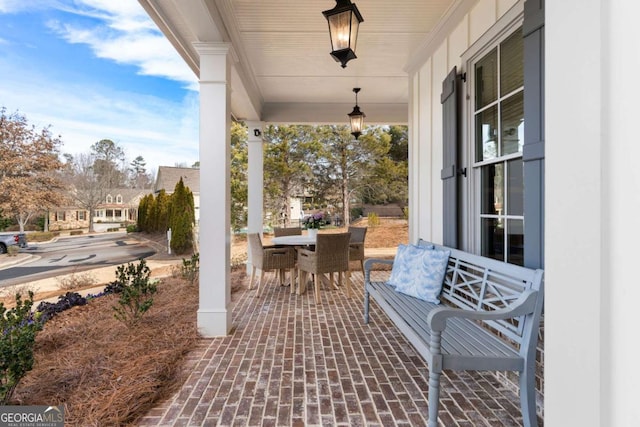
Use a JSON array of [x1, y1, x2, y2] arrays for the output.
[[49, 189, 151, 231], [154, 166, 200, 222]]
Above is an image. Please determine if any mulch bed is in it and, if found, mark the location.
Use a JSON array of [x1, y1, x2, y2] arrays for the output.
[[11, 269, 247, 426]]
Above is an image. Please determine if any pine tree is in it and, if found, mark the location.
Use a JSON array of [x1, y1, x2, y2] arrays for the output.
[[169, 178, 194, 254]]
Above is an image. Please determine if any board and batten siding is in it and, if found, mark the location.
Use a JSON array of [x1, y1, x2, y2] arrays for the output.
[[406, 0, 547, 417]]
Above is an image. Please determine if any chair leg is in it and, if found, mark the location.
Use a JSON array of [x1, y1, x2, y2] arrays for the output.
[[314, 273, 321, 303], [249, 266, 257, 290], [257, 270, 266, 296], [289, 268, 296, 294], [345, 270, 351, 297], [298, 270, 307, 295]]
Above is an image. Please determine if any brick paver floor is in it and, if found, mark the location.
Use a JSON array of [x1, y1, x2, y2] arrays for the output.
[[138, 270, 537, 426]]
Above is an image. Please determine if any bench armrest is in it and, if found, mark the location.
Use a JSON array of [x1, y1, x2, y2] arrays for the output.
[[364, 258, 394, 271], [363, 258, 394, 282], [427, 289, 539, 332]]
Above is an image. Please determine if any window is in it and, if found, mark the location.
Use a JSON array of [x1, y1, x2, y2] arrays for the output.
[[77, 211, 86, 221], [106, 195, 112, 203], [472, 28, 524, 265], [116, 195, 123, 204], [55, 211, 66, 221]]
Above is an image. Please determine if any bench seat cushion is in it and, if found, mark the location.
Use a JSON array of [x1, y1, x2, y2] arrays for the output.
[[367, 280, 524, 372]]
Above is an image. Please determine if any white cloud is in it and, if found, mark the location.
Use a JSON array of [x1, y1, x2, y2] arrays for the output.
[[0, 66, 199, 174], [45, 1, 197, 90], [0, 1, 201, 173]]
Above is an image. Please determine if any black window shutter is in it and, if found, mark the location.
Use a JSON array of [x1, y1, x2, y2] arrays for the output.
[[441, 67, 462, 248]]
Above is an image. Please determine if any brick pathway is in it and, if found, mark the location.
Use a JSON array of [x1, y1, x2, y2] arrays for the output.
[[138, 270, 535, 426]]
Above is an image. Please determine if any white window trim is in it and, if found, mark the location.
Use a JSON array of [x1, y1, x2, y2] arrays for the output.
[[461, 11, 524, 256]]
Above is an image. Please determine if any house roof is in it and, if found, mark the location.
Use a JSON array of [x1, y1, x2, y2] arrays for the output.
[[154, 166, 200, 194], [103, 189, 154, 205]]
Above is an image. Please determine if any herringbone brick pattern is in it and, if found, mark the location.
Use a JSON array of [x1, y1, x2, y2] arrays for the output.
[[138, 271, 536, 426]]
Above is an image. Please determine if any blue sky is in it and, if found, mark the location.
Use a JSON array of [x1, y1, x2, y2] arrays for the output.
[[0, 0, 199, 176]]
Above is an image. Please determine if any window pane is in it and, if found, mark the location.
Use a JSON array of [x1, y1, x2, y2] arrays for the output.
[[507, 159, 523, 216], [500, 28, 523, 96], [481, 164, 504, 215], [475, 105, 498, 162], [507, 219, 524, 266], [500, 91, 524, 156], [481, 218, 504, 262], [475, 48, 497, 109]]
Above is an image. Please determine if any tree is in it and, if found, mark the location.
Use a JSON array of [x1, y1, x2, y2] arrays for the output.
[[154, 190, 170, 232], [128, 156, 153, 189], [363, 125, 409, 206], [137, 194, 153, 232], [0, 108, 67, 231], [64, 152, 104, 233], [312, 125, 389, 226], [90, 139, 126, 188], [169, 178, 194, 254], [263, 125, 317, 227]]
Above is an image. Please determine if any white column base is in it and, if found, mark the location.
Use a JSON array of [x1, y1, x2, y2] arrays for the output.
[[197, 309, 232, 337]]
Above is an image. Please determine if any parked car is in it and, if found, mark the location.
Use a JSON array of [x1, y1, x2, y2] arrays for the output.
[[0, 232, 27, 254]]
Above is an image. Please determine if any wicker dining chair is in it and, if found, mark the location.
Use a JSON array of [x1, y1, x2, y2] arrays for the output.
[[273, 227, 302, 237], [348, 226, 367, 276], [247, 233, 296, 296], [296, 232, 351, 303]]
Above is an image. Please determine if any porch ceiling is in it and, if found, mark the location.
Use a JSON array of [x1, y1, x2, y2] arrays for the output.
[[139, 0, 456, 124]]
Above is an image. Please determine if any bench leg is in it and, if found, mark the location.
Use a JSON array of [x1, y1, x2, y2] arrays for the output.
[[364, 288, 370, 324], [428, 371, 441, 427], [520, 363, 538, 427]]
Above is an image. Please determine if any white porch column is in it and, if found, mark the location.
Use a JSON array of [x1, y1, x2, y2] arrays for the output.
[[246, 121, 264, 236], [547, 1, 640, 425], [245, 121, 264, 273], [194, 42, 231, 337]]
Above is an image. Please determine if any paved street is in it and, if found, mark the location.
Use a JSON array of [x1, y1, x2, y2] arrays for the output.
[[0, 232, 156, 287]]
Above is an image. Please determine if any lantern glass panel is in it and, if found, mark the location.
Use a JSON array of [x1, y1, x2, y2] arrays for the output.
[[350, 115, 363, 134], [328, 11, 353, 51]]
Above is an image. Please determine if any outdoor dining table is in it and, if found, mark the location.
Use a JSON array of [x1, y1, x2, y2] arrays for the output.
[[271, 235, 316, 246]]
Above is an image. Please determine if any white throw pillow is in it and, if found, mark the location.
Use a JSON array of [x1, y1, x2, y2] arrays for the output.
[[388, 244, 449, 304]]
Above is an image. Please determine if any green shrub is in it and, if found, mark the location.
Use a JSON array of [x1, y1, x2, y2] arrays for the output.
[[112, 260, 158, 327], [367, 212, 380, 227], [180, 253, 200, 285], [403, 206, 409, 220], [126, 224, 138, 233], [106, 227, 120, 232], [0, 292, 42, 404], [70, 230, 83, 236], [6, 245, 19, 257]]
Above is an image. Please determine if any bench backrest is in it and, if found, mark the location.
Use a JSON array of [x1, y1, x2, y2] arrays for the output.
[[421, 240, 544, 355]]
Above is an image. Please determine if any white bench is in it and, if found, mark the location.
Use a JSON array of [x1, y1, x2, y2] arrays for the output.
[[364, 240, 544, 427]]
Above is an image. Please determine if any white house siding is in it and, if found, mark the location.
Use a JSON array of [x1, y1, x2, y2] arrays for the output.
[[408, 0, 521, 246], [407, 0, 541, 413]]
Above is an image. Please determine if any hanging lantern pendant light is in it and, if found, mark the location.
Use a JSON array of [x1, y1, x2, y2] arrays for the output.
[[349, 88, 365, 139], [322, 0, 364, 68]]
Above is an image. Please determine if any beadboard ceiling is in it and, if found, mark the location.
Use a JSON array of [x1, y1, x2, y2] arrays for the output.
[[139, 0, 456, 124]]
